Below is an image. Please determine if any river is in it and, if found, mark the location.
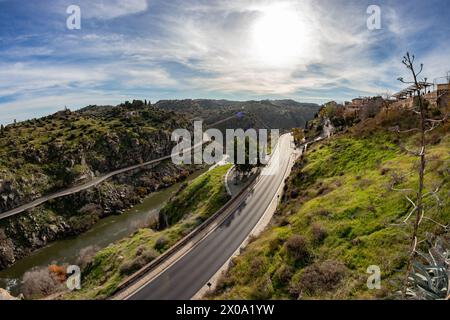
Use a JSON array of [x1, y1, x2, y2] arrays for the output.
[[0, 168, 208, 296]]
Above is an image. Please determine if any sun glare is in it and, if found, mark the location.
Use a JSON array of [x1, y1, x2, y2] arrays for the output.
[[251, 5, 310, 67]]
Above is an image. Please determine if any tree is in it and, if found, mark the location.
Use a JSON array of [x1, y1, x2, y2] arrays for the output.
[[292, 128, 305, 146], [233, 136, 262, 178], [392, 52, 448, 298], [320, 101, 337, 119], [0, 124, 4, 136]]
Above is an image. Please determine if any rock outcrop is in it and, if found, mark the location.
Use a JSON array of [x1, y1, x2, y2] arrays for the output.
[[0, 161, 197, 270], [0, 288, 19, 300]]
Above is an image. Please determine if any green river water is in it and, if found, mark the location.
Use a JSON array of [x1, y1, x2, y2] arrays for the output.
[[0, 168, 208, 296]]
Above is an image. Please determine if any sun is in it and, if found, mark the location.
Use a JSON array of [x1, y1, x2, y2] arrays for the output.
[[251, 5, 310, 67]]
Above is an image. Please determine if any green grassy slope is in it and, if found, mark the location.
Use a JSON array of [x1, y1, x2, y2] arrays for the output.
[[63, 164, 231, 300], [210, 120, 449, 300]]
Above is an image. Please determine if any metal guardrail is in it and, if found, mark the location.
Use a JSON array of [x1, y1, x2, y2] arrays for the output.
[[113, 133, 319, 298], [112, 169, 261, 297], [112, 135, 293, 297]]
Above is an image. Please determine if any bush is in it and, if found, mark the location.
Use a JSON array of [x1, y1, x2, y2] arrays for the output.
[[311, 224, 328, 245], [289, 260, 347, 298], [272, 264, 294, 288], [154, 236, 168, 251], [268, 237, 284, 252], [119, 249, 158, 276], [250, 257, 266, 275], [21, 267, 64, 299], [284, 235, 310, 265], [77, 246, 99, 269], [250, 276, 273, 300]]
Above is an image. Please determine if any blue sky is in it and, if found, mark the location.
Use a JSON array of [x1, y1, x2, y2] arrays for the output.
[[0, 0, 449, 124]]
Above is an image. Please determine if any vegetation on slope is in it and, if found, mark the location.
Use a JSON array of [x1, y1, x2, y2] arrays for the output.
[[0, 100, 188, 213], [155, 99, 320, 130], [62, 164, 231, 300], [210, 111, 449, 300], [0, 161, 196, 270], [0, 100, 198, 270]]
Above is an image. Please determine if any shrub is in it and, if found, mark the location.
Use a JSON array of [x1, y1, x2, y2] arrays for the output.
[[289, 260, 347, 298], [284, 235, 310, 265], [213, 272, 235, 294], [119, 249, 158, 276], [77, 246, 99, 269], [250, 257, 266, 275], [21, 267, 64, 299], [311, 223, 328, 245], [154, 236, 168, 251], [250, 276, 273, 300], [290, 189, 299, 199], [268, 237, 284, 252], [272, 264, 294, 288]]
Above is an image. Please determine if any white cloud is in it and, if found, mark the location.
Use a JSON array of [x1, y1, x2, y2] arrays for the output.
[[143, 0, 398, 95], [49, 0, 149, 20], [83, 0, 148, 19], [0, 63, 109, 97], [0, 92, 127, 124], [1, 0, 449, 123]]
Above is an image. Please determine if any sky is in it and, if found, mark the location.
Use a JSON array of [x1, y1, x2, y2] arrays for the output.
[[0, 0, 449, 124]]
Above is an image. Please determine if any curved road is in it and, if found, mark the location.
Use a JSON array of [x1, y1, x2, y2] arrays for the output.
[[127, 134, 295, 300]]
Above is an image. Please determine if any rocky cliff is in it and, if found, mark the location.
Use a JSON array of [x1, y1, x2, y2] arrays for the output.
[[0, 101, 195, 270], [0, 101, 189, 213]]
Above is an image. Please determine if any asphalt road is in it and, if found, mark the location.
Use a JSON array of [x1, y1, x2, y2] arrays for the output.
[[0, 154, 172, 220], [127, 134, 295, 300]]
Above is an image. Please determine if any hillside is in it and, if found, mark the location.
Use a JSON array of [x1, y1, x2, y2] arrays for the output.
[[60, 164, 231, 300], [0, 101, 197, 270], [209, 109, 449, 300], [155, 99, 320, 130], [0, 97, 316, 274], [0, 100, 189, 213]]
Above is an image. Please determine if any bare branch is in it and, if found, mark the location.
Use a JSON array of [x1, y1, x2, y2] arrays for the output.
[[403, 206, 418, 224], [425, 122, 439, 133], [405, 194, 417, 207], [421, 216, 449, 230], [398, 143, 421, 156], [390, 126, 421, 134], [426, 117, 448, 123], [418, 207, 425, 225], [416, 64, 424, 77], [391, 186, 417, 194], [423, 187, 443, 206], [411, 236, 418, 254]]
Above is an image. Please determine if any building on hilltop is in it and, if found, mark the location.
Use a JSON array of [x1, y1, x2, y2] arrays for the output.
[[391, 73, 450, 109]]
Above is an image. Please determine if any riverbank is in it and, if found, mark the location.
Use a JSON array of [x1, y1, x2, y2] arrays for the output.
[[59, 164, 231, 300], [0, 164, 207, 296]]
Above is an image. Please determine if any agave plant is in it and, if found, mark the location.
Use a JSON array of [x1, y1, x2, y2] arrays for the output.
[[406, 237, 450, 300]]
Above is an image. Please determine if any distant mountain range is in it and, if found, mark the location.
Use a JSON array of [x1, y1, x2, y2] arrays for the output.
[[155, 99, 320, 130]]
